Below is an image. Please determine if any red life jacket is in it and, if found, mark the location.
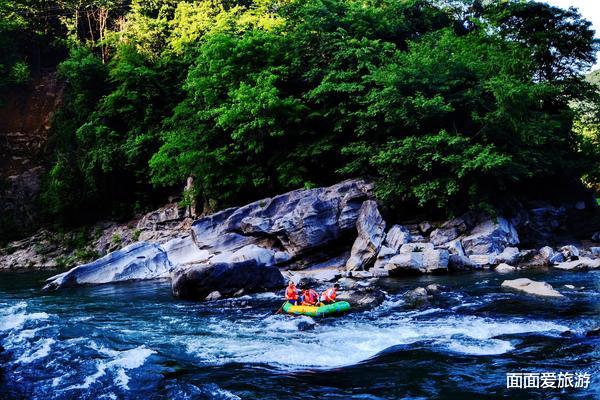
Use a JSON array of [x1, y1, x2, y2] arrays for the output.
[[285, 285, 298, 300], [321, 287, 337, 302]]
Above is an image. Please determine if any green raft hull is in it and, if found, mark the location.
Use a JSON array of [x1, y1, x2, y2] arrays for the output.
[[282, 301, 351, 317]]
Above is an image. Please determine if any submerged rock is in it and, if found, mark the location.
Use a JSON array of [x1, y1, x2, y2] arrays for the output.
[[554, 257, 600, 271], [345, 200, 386, 271], [171, 259, 285, 300], [501, 278, 563, 298], [494, 263, 516, 273], [297, 317, 316, 331], [43, 242, 170, 290]]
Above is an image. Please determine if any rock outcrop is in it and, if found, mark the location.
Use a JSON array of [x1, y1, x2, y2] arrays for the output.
[[501, 278, 563, 297], [43, 179, 374, 299], [43, 242, 170, 290], [345, 200, 386, 271]]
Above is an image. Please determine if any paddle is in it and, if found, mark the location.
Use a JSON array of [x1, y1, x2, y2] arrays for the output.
[[274, 301, 287, 315]]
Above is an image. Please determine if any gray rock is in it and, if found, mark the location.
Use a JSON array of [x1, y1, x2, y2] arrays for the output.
[[162, 236, 210, 265], [405, 287, 429, 301], [495, 263, 516, 273], [171, 259, 285, 300], [211, 244, 276, 267], [539, 246, 555, 263], [384, 225, 411, 251], [501, 278, 563, 297], [559, 245, 579, 261], [346, 200, 386, 271], [591, 247, 600, 257], [386, 249, 449, 274], [445, 239, 465, 256], [205, 291, 222, 301], [425, 284, 446, 293], [373, 245, 397, 270], [192, 179, 373, 259], [429, 213, 476, 246], [461, 217, 519, 255], [448, 254, 481, 271], [399, 242, 434, 254], [549, 252, 565, 265], [419, 221, 435, 235], [586, 327, 600, 337], [336, 288, 385, 311], [43, 242, 170, 290], [468, 254, 495, 266], [494, 247, 520, 265], [553, 257, 600, 271]]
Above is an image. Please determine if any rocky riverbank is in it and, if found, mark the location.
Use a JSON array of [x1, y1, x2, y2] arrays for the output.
[[2, 179, 599, 307]]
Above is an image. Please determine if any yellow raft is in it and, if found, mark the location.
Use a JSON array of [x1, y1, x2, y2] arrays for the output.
[[282, 301, 351, 317]]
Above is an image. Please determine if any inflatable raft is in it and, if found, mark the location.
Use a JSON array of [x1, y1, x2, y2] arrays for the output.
[[282, 301, 351, 317]]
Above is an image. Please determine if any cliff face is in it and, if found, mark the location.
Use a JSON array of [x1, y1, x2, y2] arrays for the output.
[[0, 72, 65, 239]]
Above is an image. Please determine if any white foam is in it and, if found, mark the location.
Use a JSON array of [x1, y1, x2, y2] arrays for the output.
[[65, 345, 155, 391], [16, 338, 55, 364], [0, 301, 49, 332], [183, 313, 568, 369]]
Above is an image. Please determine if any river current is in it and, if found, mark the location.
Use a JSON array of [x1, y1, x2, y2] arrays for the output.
[[0, 269, 598, 399]]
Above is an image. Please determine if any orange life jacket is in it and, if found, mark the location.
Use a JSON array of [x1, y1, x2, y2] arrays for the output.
[[303, 289, 318, 305], [285, 285, 298, 300], [321, 287, 337, 302]]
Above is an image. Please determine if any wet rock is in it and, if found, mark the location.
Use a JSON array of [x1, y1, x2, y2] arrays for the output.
[[336, 277, 358, 290], [494, 247, 520, 265], [297, 317, 316, 331], [399, 243, 434, 254], [171, 259, 285, 300], [386, 248, 449, 274], [553, 257, 600, 271], [336, 288, 385, 311], [501, 278, 563, 297], [539, 246, 555, 263], [346, 200, 386, 271], [296, 276, 319, 288], [586, 327, 600, 337], [448, 254, 481, 271], [495, 263, 516, 273], [419, 221, 435, 235], [563, 284, 575, 289], [590, 247, 600, 257], [349, 270, 374, 279], [43, 242, 170, 290], [425, 284, 446, 294], [560, 330, 574, 338], [549, 252, 565, 265], [559, 245, 579, 261], [384, 225, 411, 251], [205, 291, 222, 301], [429, 214, 475, 246], [405, 287, 429, 301], [462, 217, 519, 255]]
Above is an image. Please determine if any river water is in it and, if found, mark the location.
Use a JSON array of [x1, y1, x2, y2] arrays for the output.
[[0, 269, 598, 399]]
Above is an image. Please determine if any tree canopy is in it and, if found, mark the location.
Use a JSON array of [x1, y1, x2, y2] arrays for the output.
[[2, 0, 598, 226]]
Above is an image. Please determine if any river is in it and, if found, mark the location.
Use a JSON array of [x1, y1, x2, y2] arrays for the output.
[[0, 269, 598, 399]]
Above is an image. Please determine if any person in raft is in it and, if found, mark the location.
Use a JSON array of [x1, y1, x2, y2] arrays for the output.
[[320, 283, 339, 304], [301, 286, 319, 306], [285, 281, 299, 305]]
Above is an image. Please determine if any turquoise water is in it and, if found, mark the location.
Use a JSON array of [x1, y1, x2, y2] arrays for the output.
[[0, 269, 599, 399]]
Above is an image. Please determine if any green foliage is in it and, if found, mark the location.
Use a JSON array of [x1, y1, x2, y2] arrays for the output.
[[23, 0, 600, 225]]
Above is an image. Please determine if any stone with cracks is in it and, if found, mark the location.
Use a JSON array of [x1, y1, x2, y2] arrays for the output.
[[345, 200, 386, 271]]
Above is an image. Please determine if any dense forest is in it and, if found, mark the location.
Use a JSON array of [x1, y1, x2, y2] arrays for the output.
[[1, 0, 599, 229]]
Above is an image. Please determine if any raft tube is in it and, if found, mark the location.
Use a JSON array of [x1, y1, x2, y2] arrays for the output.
[[282, 301, 351, 317]]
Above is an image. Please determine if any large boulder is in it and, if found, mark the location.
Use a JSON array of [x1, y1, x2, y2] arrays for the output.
[[501, 278, 563, 297], [461, 217, 519, 255], [448, 254, 481, 271], [335, 287, 385, 311], [384, 225, 411, 251], [43, 242, 170, 290], [171, 259, 285, 300], [192, 179, 373, 259], [385, 248, 449, 274], [345, 200, 386, 271]]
